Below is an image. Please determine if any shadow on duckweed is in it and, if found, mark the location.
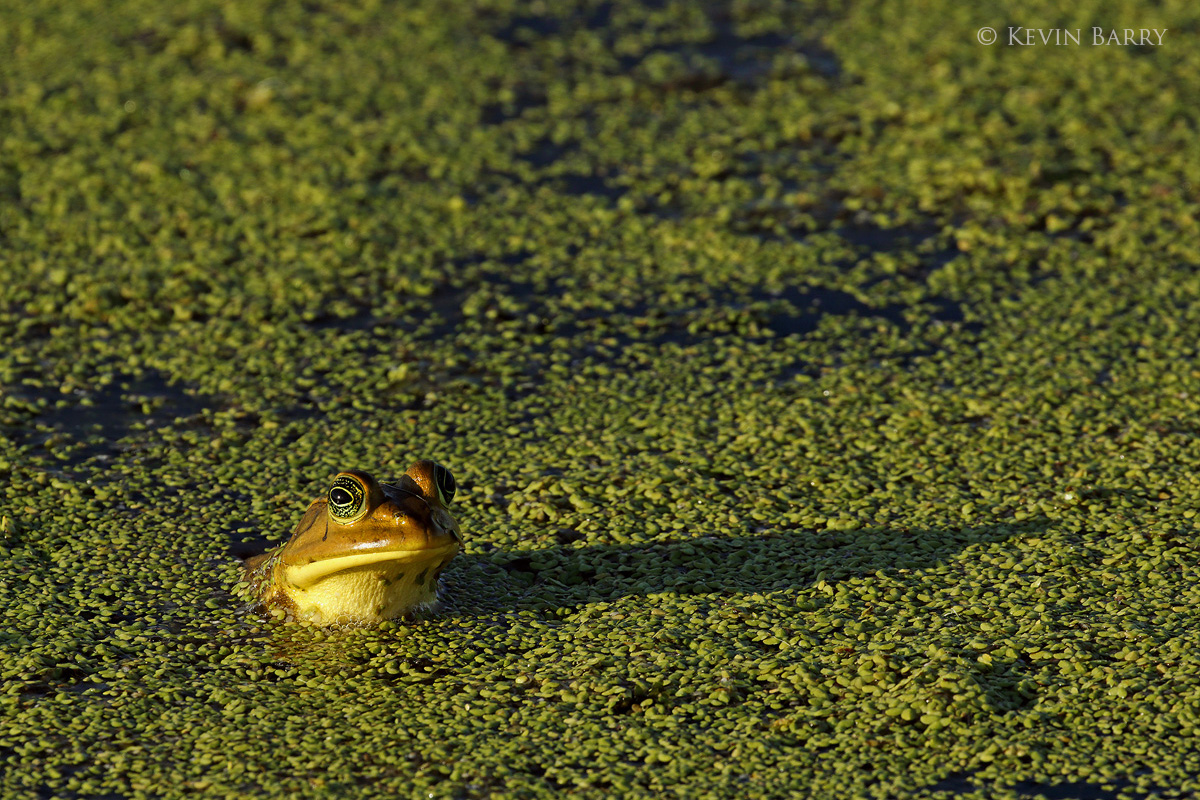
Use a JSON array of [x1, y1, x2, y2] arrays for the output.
[[436, 524, 1192, 800], [445, 518, 1048, 614], [929, 771, 1160, 800]]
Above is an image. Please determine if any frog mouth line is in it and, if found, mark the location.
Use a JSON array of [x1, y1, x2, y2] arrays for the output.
[[284, 543, 460, 589]]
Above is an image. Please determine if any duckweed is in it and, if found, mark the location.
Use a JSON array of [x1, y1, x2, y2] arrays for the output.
[[3, 0, 1200, 797]]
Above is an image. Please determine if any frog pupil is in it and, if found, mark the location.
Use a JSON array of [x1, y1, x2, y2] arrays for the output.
[[330, 487, 353, 506]]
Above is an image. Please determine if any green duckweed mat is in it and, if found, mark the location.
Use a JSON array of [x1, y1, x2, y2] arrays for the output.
[[3, 0, 1200, 797]]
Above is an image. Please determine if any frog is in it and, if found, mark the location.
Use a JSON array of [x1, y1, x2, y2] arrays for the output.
[[242, 461, 462, 625]]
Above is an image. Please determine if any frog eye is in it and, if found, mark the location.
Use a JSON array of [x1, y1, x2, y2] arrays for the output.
[[328, 475, 368, 522], [434, 463, 456, 506]]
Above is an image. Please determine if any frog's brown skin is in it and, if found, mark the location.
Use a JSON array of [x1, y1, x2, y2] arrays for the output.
[[244, 461, 461, 625]]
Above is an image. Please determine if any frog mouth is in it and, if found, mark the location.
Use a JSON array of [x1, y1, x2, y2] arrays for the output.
[[283, 542, 460, 590]]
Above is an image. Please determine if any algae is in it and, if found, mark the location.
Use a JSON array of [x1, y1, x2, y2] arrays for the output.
[[2, 0, 1199, 797]]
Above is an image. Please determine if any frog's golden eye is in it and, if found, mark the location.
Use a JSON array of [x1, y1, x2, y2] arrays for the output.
[[328, 475, 368, 522], [434, 463, 456, 506]]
